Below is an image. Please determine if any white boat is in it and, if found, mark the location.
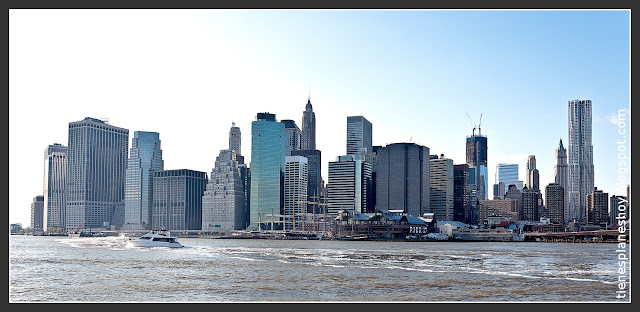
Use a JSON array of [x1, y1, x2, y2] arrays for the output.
[[127, 229, 183, 248]]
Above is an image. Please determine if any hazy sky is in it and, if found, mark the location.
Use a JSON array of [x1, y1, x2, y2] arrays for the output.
[[10, 9, 630, 226]]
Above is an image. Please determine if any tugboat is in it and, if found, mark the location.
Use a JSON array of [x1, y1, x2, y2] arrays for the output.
[[126, 229, 183, 248]]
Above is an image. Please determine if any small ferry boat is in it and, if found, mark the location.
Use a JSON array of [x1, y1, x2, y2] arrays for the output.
[[127, 229, 183, 248]]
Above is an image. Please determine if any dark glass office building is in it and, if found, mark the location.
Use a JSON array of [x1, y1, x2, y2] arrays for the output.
[[152, 169, 207, 231], [375, 143, 430, 217]]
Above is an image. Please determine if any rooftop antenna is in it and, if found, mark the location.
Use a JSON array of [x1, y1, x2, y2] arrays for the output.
[[308, 83, 311, 102]]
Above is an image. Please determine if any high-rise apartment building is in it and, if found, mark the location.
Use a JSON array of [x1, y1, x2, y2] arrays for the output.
[[301, 97, 316, 151], [202, 150, 245, 232], [520, 186, 541, 222], [545, 183, 565, 225], [586, 187, 608, 228], [43, 143, 67, 231], [152, 169, 207, 231], [123, 131, 164, 230], [453, 164, 470, 223], [249, 113, 286, 230], [327, 153, 373, 215], [376, 143, 430, 217], [66, 117, 129, 232], [291, 149, 322, 213], [430, 154, 454, 221], [568, 99, 594, 222], [346, 116, 372, 156], [609, 194, 628, 227], [282, 119, 301, 156], [284, 156, 308, 230], [31, 195, 44, 231]]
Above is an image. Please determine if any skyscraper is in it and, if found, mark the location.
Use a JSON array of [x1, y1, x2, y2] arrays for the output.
[[496, 163, 521, 192], [124, 131, 164, 230], [568, 99, 594, 222], [453, 164, 470, 223], [520, 186, 541, 222], [376, 143, 430, 217], [284, 156, 308, 230], [545, 183, 565, 225], [249, 113, 286, 230], [43, 143, 67, 231], [31, 195, 44, 231], [554, 139, 568, 222], [430, 154, 454, 221], [152, 169, 207, 231], [301, 96, 316, 151], [202, 150, 245, 232], [66, 117, 129, 232], [346, 116, 372, 156], [229, 122, 242, 159], [291, 149, 322, 213], [527, 155, 540, 191], [586, 187, 608, 228], [609, 194, 628, 227], [281, 119, 301, 156], [326, 153, 373, 215], [466, 133, 488, 200]]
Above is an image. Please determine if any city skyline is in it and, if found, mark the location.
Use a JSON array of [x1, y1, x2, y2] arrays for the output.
[[10, 9, 630, 226]]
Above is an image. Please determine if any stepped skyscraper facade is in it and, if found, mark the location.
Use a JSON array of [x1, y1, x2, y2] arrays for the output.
[[65, 117, 129, 232], [202, 149, 245, 231], [567, 99, 594, 222], [123, 131, 164, 230]]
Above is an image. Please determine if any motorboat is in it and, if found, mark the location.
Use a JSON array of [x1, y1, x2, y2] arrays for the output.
[[126, 229, 183, 248]]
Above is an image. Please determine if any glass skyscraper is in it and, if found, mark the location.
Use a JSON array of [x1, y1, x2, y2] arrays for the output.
[[466, 134, 488, 200], [123, 131, 164, 230], [346, 116, 372, 156], [66, 117, 129, 232], [43, 143, 67, 231], [375, 143, 430, 217], [495, 163, 520, 192], [249, 113, 286, 230], [152, 169, 207, 231], [568, 99, 594, 222], [281, 119, 301, 156]]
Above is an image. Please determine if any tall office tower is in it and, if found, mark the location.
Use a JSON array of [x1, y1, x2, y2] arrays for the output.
[[554, 139, 568, 221], [609, 195, 628, 227], [31, 195, 44, 231], [249, 113, 286, 230], [229, 122, 242, 156], [66, 117, 129, 232], [496, 163, 521, 193], [202, 150, 245, 232], [453, 164, 470, 223], [520, 186, 541, 221], [152, 169, 207, 231], [284, 156, 308, 230], [123, 131, 164, 231], [527, 155, 540, 190], [301, 96, 316, 151], [281, 119, 301, 156], [466, 133, 488, 200], [370, 145, 382, 211], [586, 187, 609, 228], [545, 183, 565, 225], [291, 149, 321, 213], [239, 163, 250, 229], [346, 116, 372, 156], [43, 143, 67, 231], [430, 155, 454, 221], [493, 182, 505, 200], [327, 153, 373, 215], [376, 143, 430, 217], [568, 99, 594, 222]]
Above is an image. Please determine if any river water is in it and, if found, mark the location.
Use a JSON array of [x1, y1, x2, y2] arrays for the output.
[[9, 235, 626, 302]]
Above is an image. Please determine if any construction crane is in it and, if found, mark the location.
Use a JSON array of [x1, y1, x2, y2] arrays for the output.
[[466, 113, 476, 136], [478, 114, 482, 136]]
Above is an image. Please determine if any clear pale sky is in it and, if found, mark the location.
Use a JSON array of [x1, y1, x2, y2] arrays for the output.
[[9, 9, 630, 227]]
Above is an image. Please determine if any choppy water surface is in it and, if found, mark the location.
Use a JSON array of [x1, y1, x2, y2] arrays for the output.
[[9, 235, 624, 302]]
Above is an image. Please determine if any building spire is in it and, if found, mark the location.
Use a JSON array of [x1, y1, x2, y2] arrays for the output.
[[308, 83, 311, 103]]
